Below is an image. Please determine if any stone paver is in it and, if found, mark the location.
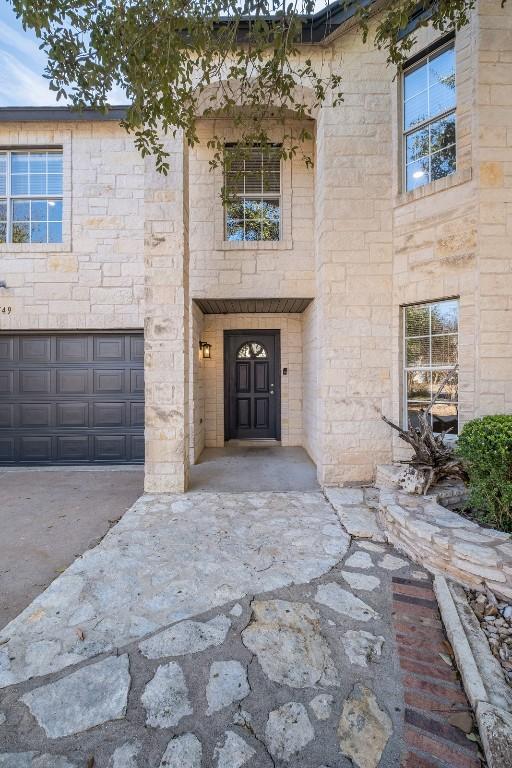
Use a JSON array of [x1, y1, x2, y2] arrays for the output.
[[206, 660, 250, 714], [265, 702, 315, 761], [213, 731, 255, 768], [338, 683, 393, 768], [142, 661, 192, 728], [241, 599, 338, 687], [158, 733, 202, 768], [108, 741, 141, 768], [139, 615, 231, 659], [21, 654, 130, 738], [0, 488, 445, 767], [315, 582, 380, 621]]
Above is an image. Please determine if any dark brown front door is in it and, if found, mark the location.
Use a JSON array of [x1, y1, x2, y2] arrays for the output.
[[224, 330, 280, 440]]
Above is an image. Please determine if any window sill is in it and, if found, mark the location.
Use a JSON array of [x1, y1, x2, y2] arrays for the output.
[[215, 239, 293, 252], [0, 242, 71, 254], [395, 167, 472, 208]]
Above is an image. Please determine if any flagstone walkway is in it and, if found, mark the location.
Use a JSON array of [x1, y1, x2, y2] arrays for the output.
[[0, 489, 471, 767]]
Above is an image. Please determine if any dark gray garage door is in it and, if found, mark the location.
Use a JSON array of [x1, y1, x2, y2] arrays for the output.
[[0, 333, 144, 464]]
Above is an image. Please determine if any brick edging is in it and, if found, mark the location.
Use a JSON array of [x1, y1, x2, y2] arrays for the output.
[[392, 576, 483, 768]]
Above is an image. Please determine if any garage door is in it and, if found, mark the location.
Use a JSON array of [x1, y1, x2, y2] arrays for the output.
[[0, 333, 144, 464]]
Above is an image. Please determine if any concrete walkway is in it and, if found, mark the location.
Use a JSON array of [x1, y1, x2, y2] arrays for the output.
[[0, 488, 438, 767], [189, 445, 319, 492], [0, 468, 144, 629]]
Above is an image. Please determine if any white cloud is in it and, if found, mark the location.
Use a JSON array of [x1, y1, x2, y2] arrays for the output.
[[0, 50, 57, 106]]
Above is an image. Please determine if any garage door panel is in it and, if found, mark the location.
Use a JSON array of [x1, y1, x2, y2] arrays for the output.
[[93, 402, 126, 428], [20, 337, 52, 363], [0, 437, 15, 461], [0, 405, 14, 428], [94, 435, 126, 461], [20, 436, 52, 461], [20, 370, 51, 395], [131, 402, 144, 427], [94, 369, 125, 394], [56, 336, 89, 363], [0, 370, 14, 395], [56, 436, 90, 461], [131, 369, 144, 393], [20, 403, 52, 428], [94, 336, 125, 361], [56, 369, 89, 395], [131, 435, 145, 461], [0, 333, 144, 464], [56, 402, 89, 428], [0, 338, 14, 362], [131, 337, 144, 361]]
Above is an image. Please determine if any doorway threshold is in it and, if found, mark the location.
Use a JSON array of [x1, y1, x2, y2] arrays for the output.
[[226, 439, 282, 447]]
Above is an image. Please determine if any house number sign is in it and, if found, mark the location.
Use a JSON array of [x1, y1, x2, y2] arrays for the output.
[[1, 306, 12, 314]]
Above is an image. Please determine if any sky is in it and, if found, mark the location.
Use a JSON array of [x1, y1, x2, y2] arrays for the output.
[[0, 1, 332, 107]]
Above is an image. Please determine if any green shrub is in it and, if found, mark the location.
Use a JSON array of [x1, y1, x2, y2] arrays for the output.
[[456, 415, 512, 532]]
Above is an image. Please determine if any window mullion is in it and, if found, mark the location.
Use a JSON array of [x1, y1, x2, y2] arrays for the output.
[[6, 151, 12, 244]]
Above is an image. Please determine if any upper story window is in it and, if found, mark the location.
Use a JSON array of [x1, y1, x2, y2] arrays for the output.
[[224, 145, 281, 241], [0, 149, 63, 244], [404, 299, 459, 435], [403, 42, 456, 191]]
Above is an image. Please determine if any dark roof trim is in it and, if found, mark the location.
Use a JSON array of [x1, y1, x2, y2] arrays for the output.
[[0, 106, 129, 122], [219, 1, 369, 44]]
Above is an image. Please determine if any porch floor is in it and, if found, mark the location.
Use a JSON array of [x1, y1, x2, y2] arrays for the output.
[[189, 444, 319, 492]]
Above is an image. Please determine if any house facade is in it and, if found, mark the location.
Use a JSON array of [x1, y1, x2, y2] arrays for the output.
[[0, 1, 511, 492]]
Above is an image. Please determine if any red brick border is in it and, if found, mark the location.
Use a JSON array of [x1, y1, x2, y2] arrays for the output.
[[392, 576, 483, 768]]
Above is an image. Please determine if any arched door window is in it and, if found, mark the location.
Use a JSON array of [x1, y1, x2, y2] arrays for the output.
[[237, 342, 268, 359]]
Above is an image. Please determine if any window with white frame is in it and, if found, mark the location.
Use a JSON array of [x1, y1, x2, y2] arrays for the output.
[[404, 299, 459, 435], [403, 41, 456, 191], [0, 149, 63, 244], [224, 145, 281, 241]]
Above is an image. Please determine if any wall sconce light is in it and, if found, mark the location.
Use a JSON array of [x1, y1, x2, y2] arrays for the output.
[[199, 341, 211, 359]]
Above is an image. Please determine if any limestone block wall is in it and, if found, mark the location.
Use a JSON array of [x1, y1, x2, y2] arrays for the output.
[[144, 135, 190, 492], [475, 0, 512, 416], [0, 121, 144, 331], [190, 302, 205, 463], [313, 22, 395, 485], [389, 19, 479, 461], [196, 313, 303, 452], [302, 300, 321, 466], [188, 119, 315, 300]]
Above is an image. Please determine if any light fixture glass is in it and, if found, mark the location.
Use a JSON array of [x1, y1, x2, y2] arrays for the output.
[[199, 341, 211, 359]]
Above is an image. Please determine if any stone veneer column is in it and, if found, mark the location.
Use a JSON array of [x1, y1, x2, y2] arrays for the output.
[[144, 134, 190, 492], [314, 26, 394, 485], [475, 0, 512, 416]]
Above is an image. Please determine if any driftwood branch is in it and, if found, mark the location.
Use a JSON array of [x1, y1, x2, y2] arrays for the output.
[[381, 365, 467, 494]]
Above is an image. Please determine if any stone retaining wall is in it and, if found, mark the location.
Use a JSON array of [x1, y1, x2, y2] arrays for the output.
[[378, 489, 512, 600]]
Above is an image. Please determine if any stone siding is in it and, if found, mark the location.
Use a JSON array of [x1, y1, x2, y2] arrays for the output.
[[0, 121, 144, 330], [1, 3, 512, 490]]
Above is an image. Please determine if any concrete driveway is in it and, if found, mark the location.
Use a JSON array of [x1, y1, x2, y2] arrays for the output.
[[0, 468, 143, 630]]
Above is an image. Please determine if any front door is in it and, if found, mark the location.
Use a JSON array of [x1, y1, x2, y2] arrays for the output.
[[224, 330, 280, 440]]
